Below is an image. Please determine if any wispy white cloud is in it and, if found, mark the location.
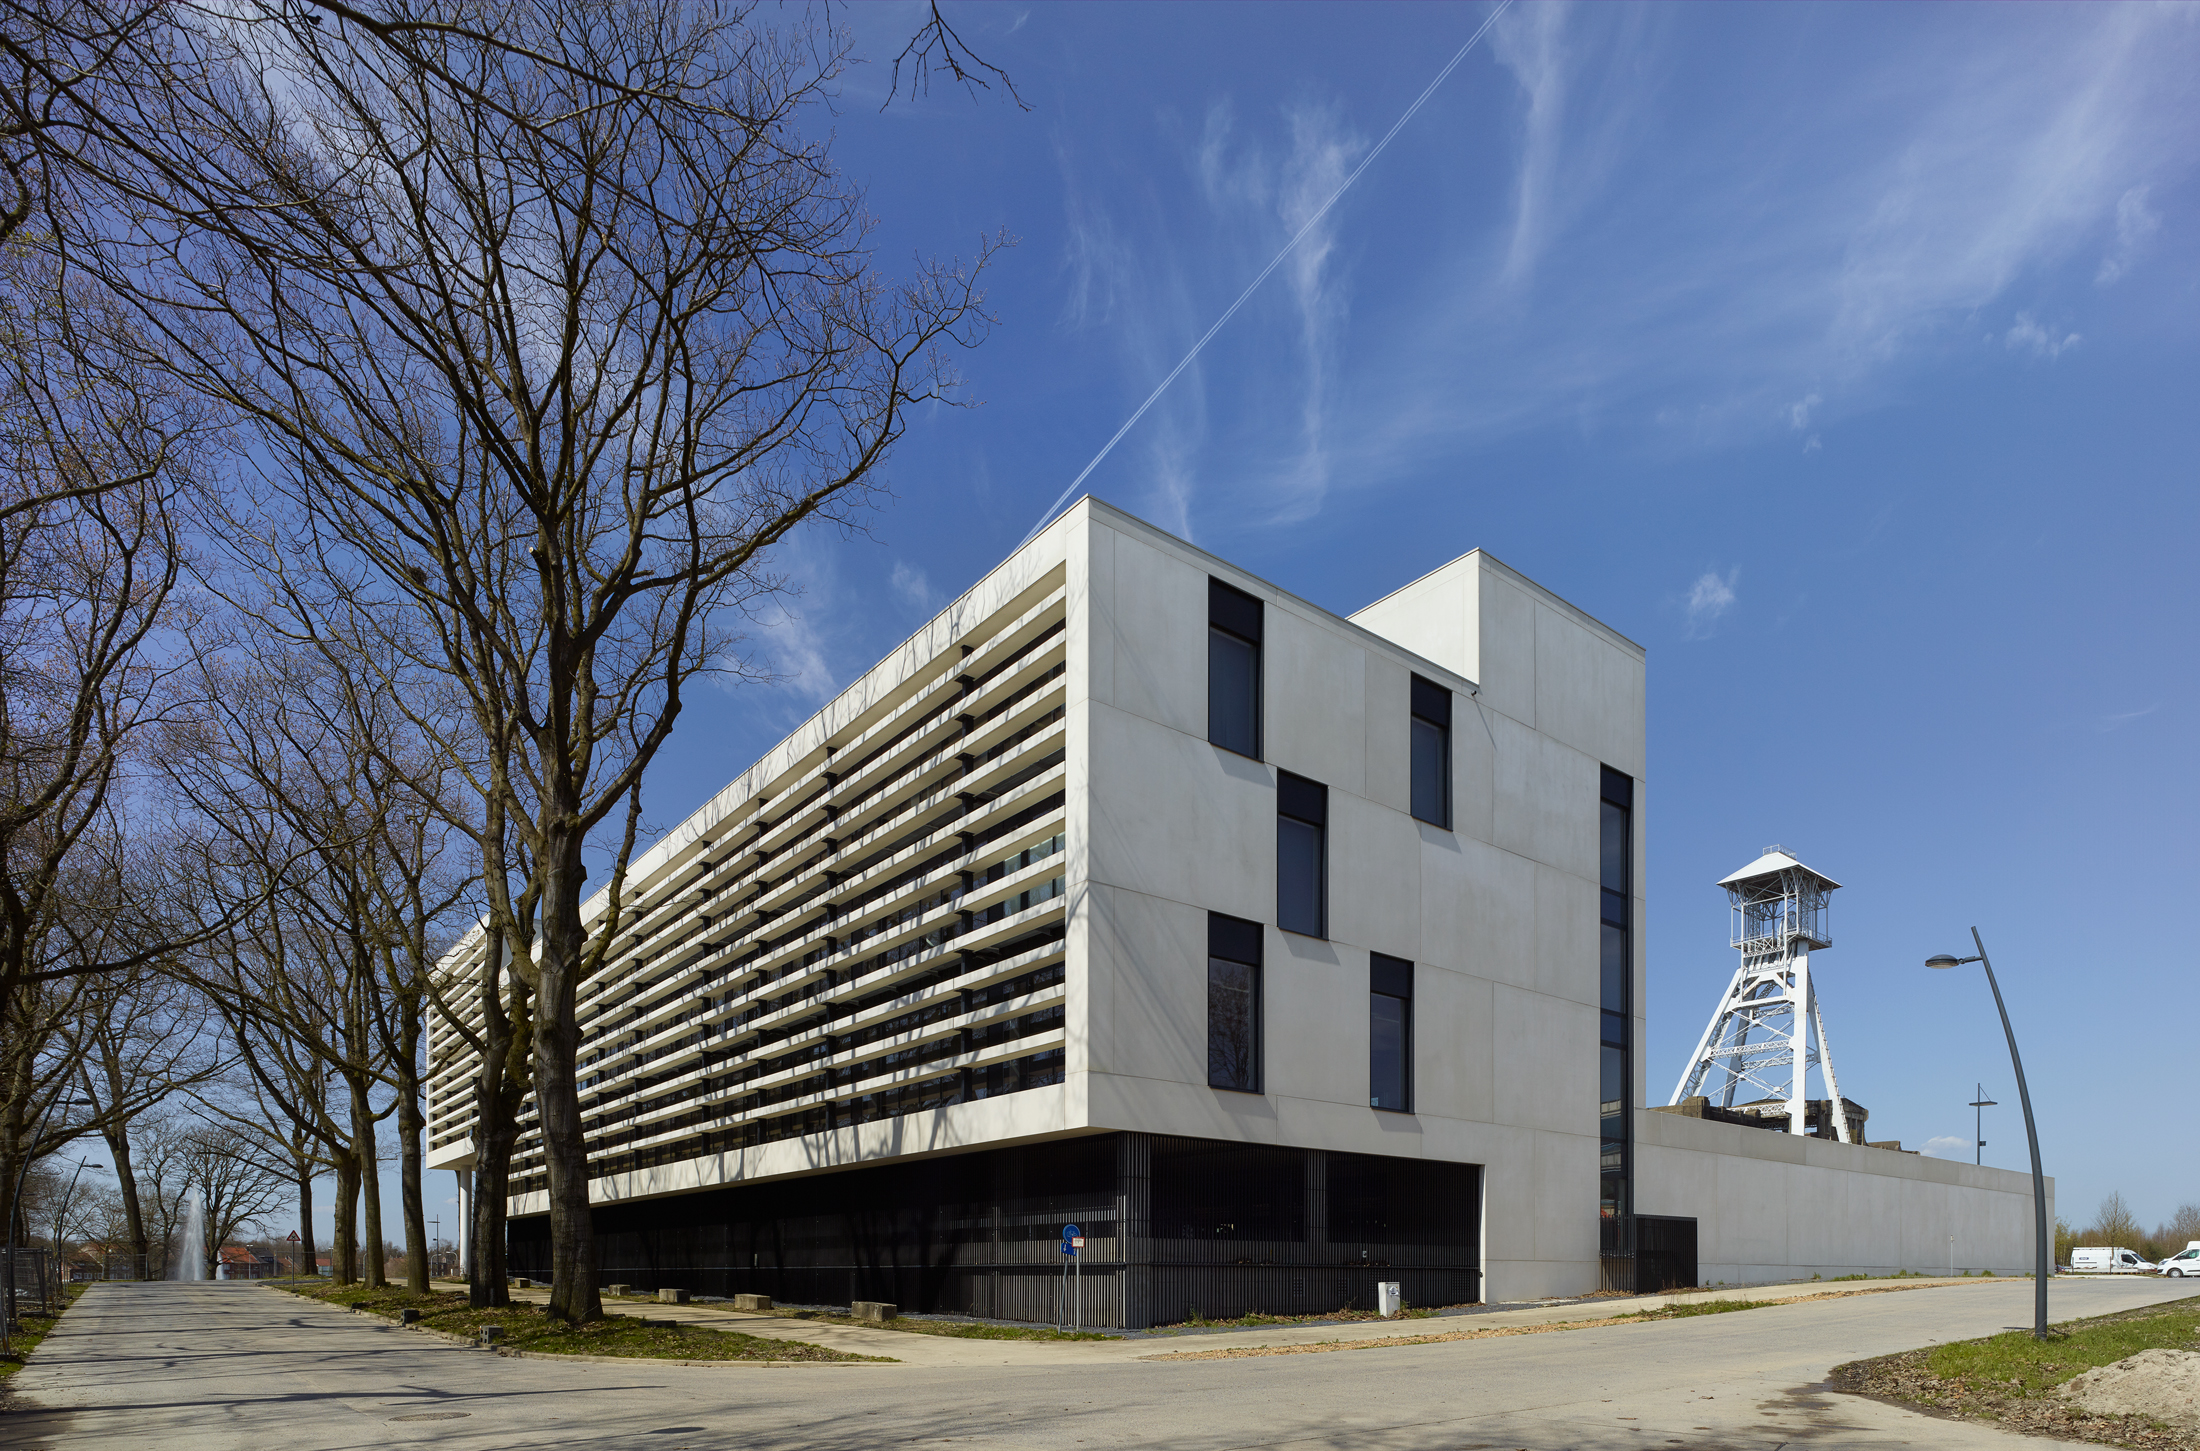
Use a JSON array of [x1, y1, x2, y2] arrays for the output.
[[1921, 1135, 1973, 1160], [2096, 185, 2160, 284], [888, 560, 933, 612], [745, 598, 837, 704], [2004, 312, 2081, 359], [1044, 4, 2193, 542], [1058, 92, 1365, 533], [1345, 3, 2196, 484], [2097, 703, 2159, 733], [1489, 3, 1655, 290], [1270, 101, 1362, 525], [1684, 567, 1738, 638]]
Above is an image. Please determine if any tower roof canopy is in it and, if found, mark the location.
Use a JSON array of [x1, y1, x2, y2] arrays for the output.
[[1717, 849, 1840, 892]]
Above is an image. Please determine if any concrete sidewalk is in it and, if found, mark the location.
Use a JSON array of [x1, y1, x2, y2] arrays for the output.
[[482, 1272, 2027, 1366], [10, 1277, 2198, 1451]]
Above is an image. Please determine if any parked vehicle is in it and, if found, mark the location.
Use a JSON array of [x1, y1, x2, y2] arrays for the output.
[[2071, 1246, 2155, 1274], [2161, 1242, 2200, 1278]]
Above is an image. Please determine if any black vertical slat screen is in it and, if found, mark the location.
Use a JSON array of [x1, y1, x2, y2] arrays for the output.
[[508, 1132, 1481, 1327]]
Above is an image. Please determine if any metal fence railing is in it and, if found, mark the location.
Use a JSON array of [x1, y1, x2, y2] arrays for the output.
[[4, 1248, 59, 1321]]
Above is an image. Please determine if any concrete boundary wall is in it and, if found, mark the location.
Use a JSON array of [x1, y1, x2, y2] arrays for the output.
[[1635, 1109, 2051, 1284]]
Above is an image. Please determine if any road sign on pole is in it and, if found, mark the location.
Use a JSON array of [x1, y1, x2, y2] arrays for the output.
[[1059, 1224, 1083, 1331]]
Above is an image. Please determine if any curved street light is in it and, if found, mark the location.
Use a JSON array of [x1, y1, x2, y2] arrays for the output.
[[1929, 927, 2049, 1339]]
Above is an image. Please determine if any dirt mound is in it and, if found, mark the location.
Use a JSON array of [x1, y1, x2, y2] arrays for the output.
[[2059, 1349, 2200, 1429]]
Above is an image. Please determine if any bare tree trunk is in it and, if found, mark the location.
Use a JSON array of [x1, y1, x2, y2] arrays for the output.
[[467, 1100, 518, 1306], [537, 854, 594, 1321], [103, 1120, 148, 1267], [352, 1087, 384, 1289], [394, 1064, 427, 1293], [465, 933, 529, 1309], [331, 1147, 359, 1285]]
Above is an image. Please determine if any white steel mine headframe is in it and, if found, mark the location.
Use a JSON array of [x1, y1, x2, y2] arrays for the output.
[[1669, 848, 1852, 1141]]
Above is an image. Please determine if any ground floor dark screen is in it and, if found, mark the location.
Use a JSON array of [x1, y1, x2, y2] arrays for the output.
[[508, 1132, 1481, 1329]]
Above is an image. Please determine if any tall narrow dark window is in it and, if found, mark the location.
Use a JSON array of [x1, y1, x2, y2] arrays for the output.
[[1599, 766, 1633, 1265], [1409, 675, 1451, 828], [1208, 579, 1263, 758], [1369, 954, 1413, 1111], [1207, 913, 1263, 1093], [1276, 772, 1327, 938]]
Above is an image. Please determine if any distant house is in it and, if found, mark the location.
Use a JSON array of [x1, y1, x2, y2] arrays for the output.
[[215, 1245, 277, 1280]]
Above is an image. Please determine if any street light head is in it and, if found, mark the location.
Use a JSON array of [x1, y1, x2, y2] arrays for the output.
[[1926, 954, 1965, 970]]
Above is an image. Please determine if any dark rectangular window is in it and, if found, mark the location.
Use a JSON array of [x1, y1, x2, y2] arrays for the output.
[[1208, 579, 1262, 759], [1207, 913, 1262, 1093], [1598, 765, 1633, 1257], [1409, 675, 1451, 828], [1370, 954, 1413, 1111], [1276, 772, 1327, 938]]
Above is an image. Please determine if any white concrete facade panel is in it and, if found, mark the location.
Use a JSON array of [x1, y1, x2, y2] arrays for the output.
[[424, 496, 2037, 1318]]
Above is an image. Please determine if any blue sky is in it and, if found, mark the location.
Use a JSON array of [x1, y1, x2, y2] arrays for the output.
[[651, 0, 2194, 1232], [141, 3, 2200, 1253]]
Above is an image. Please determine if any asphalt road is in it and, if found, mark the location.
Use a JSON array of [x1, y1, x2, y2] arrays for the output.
[[6, 1276, 2195, 1450]]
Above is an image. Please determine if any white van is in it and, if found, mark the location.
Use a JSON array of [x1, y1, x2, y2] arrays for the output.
[[2071, 1246, 2155, 1274], [2161, 1243, 2200, 1278]]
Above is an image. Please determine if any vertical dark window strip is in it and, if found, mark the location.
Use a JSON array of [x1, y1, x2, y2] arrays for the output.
[[1370, 953, 1413, 1112], [1409, 675, 1451, 828], [1276, 772, 1327, 938], [1208, 579, 1263, 759], [1598, 765, 1633, 1262], [1207, 913, 1263, 1093]]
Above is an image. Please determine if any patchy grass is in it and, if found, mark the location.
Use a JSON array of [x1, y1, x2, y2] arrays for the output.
[[1622, 1298, 1777, 1320], [1158, 1303, 1457, 1332], [765, 1306, 1111, 1342], [1834, 1294, 2200, 1450], [0, 1284, 85, 1379], [268, 1281, 888, 1363]]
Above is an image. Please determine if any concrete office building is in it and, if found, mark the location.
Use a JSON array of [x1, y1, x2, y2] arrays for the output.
[[426, 497, 2045, 1326]]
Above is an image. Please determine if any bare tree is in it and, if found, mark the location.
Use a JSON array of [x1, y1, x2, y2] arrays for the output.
[[179, 1126, 287, 1274], [129, 1107, 190, 1277], [0, 238, 206, 1014], [2088, 1190, 2142, 1251], [164, 630, 472, 1290], [73, 962, 216, 1269], [0, 224, 222, 1250], [90, 2, 996, 1324]]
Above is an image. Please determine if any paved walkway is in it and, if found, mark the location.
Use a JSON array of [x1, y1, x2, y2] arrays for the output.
[[4, 1277, 2195, 1450], [498, 1273, 2045, 1365]]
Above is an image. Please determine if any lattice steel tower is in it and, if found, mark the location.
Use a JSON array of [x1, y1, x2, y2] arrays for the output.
[[1668, 848, 1852, 1140]]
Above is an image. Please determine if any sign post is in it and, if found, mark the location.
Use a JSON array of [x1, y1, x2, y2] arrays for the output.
[[287, 1230, 299, 1286], [1059, 1224, 1083, 1332]]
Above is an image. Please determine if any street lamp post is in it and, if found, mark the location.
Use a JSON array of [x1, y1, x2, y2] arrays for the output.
[[1929, 927, 2049, 1339], [1968, 1084, 1997, 1167]]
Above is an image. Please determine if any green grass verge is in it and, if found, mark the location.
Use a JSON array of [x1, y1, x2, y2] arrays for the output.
[[0, 1283, 85, 1378], [270, 1281, 890, 1362], [1925, 1295, 2200, 1394], [1834, 1292, 2200, 1448]]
